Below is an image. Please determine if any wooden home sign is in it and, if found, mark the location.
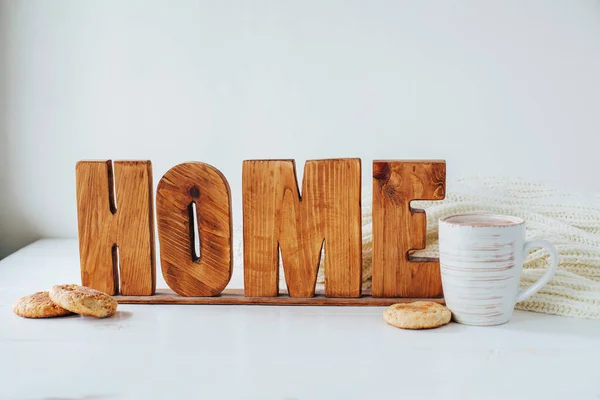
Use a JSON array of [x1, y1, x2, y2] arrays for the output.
[[76, 159, 446, 306]]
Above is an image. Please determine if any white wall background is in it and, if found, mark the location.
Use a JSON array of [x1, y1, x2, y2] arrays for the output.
[[1, 0, 600, 259]]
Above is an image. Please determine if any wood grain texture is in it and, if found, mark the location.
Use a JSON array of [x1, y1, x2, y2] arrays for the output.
[[156, 162, 233, 297], [243, 159, 362, 298], [76, 160, 156, 296], [115, 289, 444, 306], [372, 160, 446, 298]]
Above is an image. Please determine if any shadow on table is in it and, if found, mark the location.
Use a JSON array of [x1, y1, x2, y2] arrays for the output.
[[495, 311, 600, 339], [65, 310, 133, 321], [110, 310, 134, 321]]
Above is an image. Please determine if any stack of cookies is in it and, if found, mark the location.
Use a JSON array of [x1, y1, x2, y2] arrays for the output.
[[12, 284, 118, 319]]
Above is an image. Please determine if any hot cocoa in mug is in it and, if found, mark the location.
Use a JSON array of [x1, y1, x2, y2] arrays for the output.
[[439, 213, 558, 326]]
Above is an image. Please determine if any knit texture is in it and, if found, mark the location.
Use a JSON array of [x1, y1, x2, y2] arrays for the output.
[[233, 177, 600, 320]]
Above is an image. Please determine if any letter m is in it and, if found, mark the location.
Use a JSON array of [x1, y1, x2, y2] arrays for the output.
[[242, 159, 362, 298]]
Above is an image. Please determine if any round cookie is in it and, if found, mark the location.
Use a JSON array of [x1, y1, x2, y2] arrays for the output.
[[383, 301, 451, 330], [13, 291, 73, 318], [49, 284, 118, 318]]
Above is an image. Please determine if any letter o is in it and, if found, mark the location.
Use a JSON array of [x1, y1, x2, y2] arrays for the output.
[[156, 162, 233, 296]]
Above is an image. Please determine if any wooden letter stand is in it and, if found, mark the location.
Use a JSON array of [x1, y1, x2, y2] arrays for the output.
[[75, 159, 446, 306]]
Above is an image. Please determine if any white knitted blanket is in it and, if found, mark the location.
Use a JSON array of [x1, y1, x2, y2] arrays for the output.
[[233, 177, 600, 320]]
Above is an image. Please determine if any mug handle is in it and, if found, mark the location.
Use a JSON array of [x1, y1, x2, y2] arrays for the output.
[[515, 240, 558, 303]]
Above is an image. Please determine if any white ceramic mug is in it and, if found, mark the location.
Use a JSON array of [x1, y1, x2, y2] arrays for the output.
[[438, 213, 558, 326]]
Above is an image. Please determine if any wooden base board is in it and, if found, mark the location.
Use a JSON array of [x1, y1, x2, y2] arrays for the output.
[[115, 288, 445, 306]]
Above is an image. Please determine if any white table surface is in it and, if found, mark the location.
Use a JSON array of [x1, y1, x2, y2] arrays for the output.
[[1, 239, 600, 400]]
